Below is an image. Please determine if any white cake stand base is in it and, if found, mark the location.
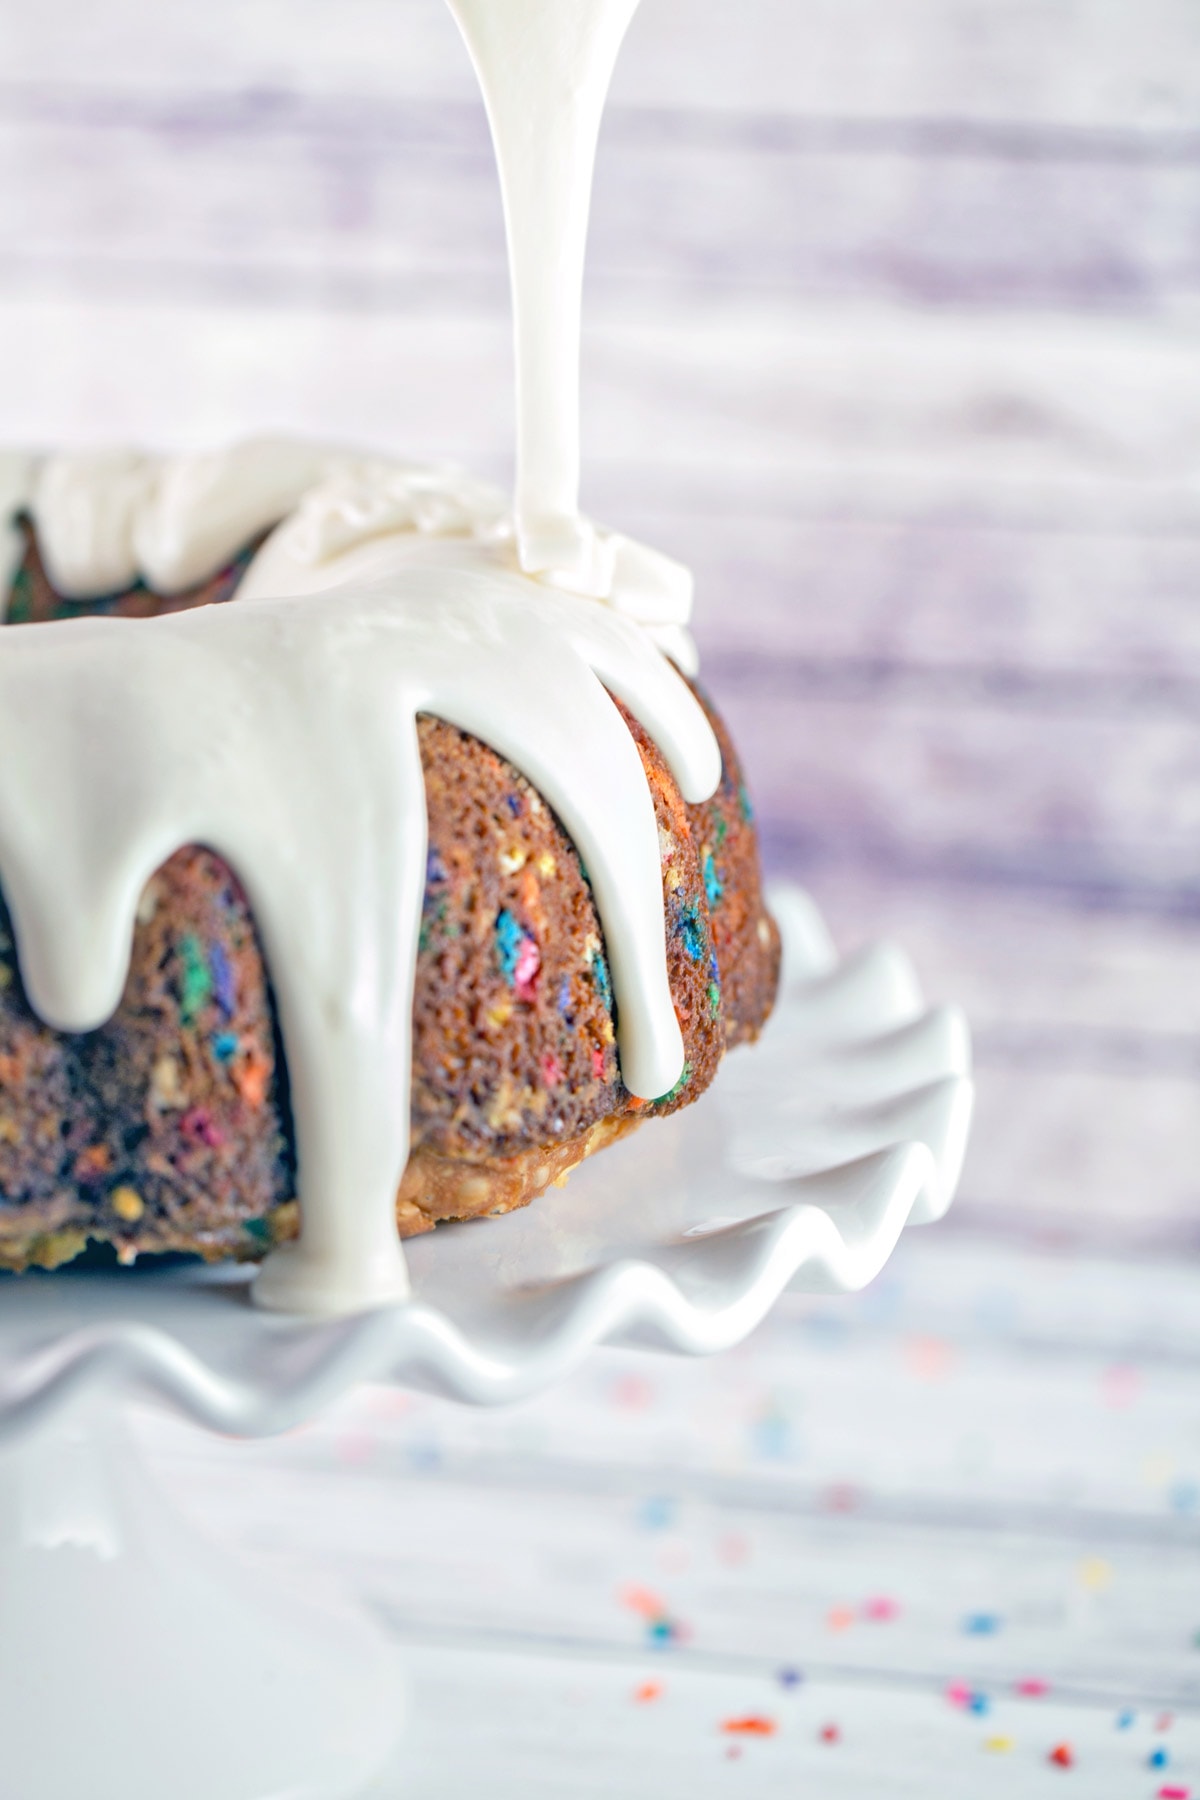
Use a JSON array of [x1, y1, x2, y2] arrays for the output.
[[0, 1398, 404, 1800], [0, 887, 971, 1800]]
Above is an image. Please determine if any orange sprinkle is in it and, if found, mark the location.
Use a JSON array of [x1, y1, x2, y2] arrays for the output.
[[74, 1143, 113, 1182], [721, 1716, 777, 1737], [826, 1605, 856, 1632], [620, 1584, 667, 1619], [233, 1050, 270, 1110], [634, 1681, 663, 1704]]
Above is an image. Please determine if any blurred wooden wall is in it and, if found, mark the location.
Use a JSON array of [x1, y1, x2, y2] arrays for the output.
[[1, 0, 1197, 1248]]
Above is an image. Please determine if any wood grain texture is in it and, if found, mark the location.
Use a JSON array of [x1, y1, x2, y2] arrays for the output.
[[132, 1233, 1200, 1789]]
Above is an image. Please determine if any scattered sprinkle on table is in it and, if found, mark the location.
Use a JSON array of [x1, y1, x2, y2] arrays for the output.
[[1048, 1742, 1074, 1768], [862, 1595, 900, 1622], [1150, 1747, 1171, 1769], [1016, 1677, 1049, 1698], [967, 1693, 991, 1716], [826, 1605, 855, 1632], [1116, 1709, 1136, 1729], [633, 1681, 663, 1704], [1157, 1786, 1189, 1799], [983, 1735, 1014, 1754], [1078, 1556, 1112, 1591], [1157, 1713, 1175, 1731], [964, 1611, 1002, 1635], [776, 1667, 803, 1689], [721, 1717, 777, 1738], [819, 1724, 841, 1744]]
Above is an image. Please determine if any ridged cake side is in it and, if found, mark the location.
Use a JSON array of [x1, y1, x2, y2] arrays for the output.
[[0, 528, 779, 1268]]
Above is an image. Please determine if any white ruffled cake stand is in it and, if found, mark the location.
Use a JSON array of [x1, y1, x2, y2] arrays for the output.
[[0, 885, 971, 1800]]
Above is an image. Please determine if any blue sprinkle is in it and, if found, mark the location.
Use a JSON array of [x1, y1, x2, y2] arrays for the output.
[[557, 977, 574, 1021], [646, 1618, 677, 1647], [1116, 1710, 1136, 1730], [1149, 1747, 1170, 1769], [426, 847, 446, 887], [208, 941, 236, 1018], [738, 783, 755, 824], [753, 1413, 791, 1461], [588, 946, 613, 1012], [212, 1031, 239, 1064], [495, 909, 525, 985], [967, 1693, 990, 1716], [777, 1667, 804, 1690], [702, 850, 723, 909], [963, 1613, 1002, 1636], [637, 1495, 677, 1531], [678, 902, 705, 964], [505, 793, 523, 818], [1170, 1479, 1199, 1514]]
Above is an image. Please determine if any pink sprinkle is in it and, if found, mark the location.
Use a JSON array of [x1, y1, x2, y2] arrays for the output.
[[541, 1052, 562, 1088], [591, 1046, 606, 1080], [1101, 1363, 1141, 1408], [862, 1595, 900, 1622], [1158, 1787, 1189, 1799], [819, 1723, 841, 1744], [1016, 1678, 1050, 1698], [180, 1106, 224, 1149], [513, 935, 540, 1000], [945, 1681, 973, 1709], [1157, 1714, 1175, 1731], [613, 1374, 653, 1410]]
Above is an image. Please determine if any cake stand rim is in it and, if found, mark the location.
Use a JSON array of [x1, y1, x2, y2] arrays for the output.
[[0, 884, 972, 1440]]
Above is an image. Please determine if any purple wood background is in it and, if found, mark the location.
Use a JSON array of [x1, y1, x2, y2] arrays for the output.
[[1, 0, 1197, 1248]]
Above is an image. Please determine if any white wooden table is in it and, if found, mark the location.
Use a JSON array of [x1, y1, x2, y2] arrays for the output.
[[138, 1231, 1200, 1795]]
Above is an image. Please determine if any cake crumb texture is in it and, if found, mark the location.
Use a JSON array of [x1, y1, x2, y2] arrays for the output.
[[0, 530, 779, 1268]]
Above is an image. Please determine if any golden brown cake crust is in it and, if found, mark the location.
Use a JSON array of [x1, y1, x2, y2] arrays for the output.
[[0, 530, 779, 1268]]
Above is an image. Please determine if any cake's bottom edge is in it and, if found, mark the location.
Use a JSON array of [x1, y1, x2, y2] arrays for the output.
[[0, 1111, 645, 1274]]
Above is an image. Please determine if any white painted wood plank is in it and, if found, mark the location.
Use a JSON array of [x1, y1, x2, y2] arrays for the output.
[[2, 102, 1195, 313], [1, 296, 1197, 535], [724, 679, 1200, 897], [654, 515, 1200, 684], [368, 1646, 1200, 1800], [5, 0, 1199, 132], [132, 1236, 1200, 1793]]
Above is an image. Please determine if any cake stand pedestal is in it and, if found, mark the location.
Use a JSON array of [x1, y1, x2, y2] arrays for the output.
[[0, 887, 971, 1800]]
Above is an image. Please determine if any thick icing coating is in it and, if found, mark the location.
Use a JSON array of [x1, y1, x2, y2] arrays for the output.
[[0, 568, 719, 1314], [0, 0, 726, 1314], [27, 439, 335, 600]]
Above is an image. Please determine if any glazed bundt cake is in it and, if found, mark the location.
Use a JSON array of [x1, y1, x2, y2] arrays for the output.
[[0, 496, 779, 1275]]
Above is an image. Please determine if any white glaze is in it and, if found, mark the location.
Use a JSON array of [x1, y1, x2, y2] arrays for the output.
[[29, 439, 336, 599], [0, 572, 719, 1314], [0, 0, 725, 1315], [238, 455, 701, 674], [445, 0, 694, 622], [23, 442, 697, 662]]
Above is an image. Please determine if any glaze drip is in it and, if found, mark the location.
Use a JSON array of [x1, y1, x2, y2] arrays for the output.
[[0, 571, 719, 1314]]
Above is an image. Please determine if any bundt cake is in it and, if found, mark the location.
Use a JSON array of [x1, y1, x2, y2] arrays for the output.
[[0, 0, 780, 1314], [0, 455, 779, 1286]]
